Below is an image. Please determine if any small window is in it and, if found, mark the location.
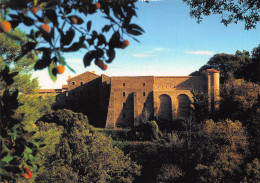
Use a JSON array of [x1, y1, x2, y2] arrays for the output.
[[123, 113, 126, 119], [80, 82, 83, 86], [143, 92, 146, 96], [123, 92, 125, 97], [143, 83, 145, 86], [123, 102, 126, 108], [66, 92, 68, 97], [123, 83, 125, 86], [72, 81, 75, 85]]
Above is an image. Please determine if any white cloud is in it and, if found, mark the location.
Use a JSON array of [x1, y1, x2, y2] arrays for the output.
[[132, 53, 155, 58], [185, 51, 215, 55], [153, 47, 164, 52]]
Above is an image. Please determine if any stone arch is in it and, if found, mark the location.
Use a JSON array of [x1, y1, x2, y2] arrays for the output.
[[158, 94, 172, 121], [177, 94, 191, 119]]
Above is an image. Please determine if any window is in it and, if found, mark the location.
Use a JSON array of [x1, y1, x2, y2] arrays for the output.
[[72, 81, 75, 85], [143, 83, 145, 86], [123, 113, 126, 119], [66, 92, 68, 97], [123, 102, 126, 108], [80, 81, 83, 86], [123, 83, 125, 86], [123, 92, 125, 97], [143, 92, 146, 96]]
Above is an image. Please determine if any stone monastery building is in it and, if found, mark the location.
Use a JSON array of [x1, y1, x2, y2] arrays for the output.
[[38, 69, 220, 128]]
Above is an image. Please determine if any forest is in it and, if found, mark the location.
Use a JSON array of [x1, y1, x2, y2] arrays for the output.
[[1, 0, 260, 182]]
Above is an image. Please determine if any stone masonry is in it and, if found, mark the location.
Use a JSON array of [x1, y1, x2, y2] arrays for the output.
[[37, 69, 220, 128]]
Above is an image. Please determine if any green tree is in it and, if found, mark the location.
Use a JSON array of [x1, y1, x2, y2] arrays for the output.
[[0, 67, 40, 182], [36, 120, 141, 183], [250, 44, 260, 83], [190, 45, 260, 84], [39, 109, 89, 132], [195, 119, 249, 182], [183, 0, 260, 30], [190, 53, 248, 83], [0, 18, 55, 181], [220, 76, 260, 121], [190, 90, 209, 124]]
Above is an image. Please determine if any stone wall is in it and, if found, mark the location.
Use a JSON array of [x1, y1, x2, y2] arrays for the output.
[[106, 76, 207, 127], [38, 69, 220, 128]]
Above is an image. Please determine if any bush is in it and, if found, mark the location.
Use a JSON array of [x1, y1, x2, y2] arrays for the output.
[[97, 128, 132, 141], [36, 121, 141, 183], [114, 141, 181, 183], [243, 158, 260, 183], [38, 109, 88, 132], [156, 164, 184, 183], [131, 121, 160, 141], [194, 119, 249, 182]]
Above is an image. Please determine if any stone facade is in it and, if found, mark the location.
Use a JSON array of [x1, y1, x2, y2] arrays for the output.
[[37, 69, 220, 128]]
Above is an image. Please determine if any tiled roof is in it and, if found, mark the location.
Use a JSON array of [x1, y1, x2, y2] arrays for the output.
[[67, 71, 99, 81]]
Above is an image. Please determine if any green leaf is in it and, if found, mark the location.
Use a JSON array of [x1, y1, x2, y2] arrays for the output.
[[83, 51, 94, 67], [127, 24, 145, 32], [24, 152, 28, 161], [60, 28, 75, 46], [30, 141, 39, 148], [58, 55, 66, 66], [33, 164, 38, 172], [25, 146, 32, 154], [1, 155, 13, 163], [66, 64, 76, 73], [13, 127, 17, 141], [48, 61, 57, 83], [87, 21, 92, 32], [106, 49, 115, 63], [28, 154, 34, 161], [126, 28, 142, 36]]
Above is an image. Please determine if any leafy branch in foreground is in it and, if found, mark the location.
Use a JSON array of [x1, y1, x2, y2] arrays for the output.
[[183, 0, 260, 30], [1, 0, 145, 82]]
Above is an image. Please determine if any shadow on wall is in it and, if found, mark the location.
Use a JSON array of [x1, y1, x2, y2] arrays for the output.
[[158, 94, 172, 121], [177, 94, 191, 120], [157, 94, 192, 132], [116, 92, 134, 128], [55, 77, 110, 128], [175, 76, 207, 91], [140, 92, 154, 123]]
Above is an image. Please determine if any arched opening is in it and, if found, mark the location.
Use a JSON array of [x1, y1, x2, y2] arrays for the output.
[[177, 94, 191, 119], [158, 94, 172, 121]]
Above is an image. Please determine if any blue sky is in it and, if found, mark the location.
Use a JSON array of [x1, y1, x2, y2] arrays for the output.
[[32, 0, 260, 89]]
